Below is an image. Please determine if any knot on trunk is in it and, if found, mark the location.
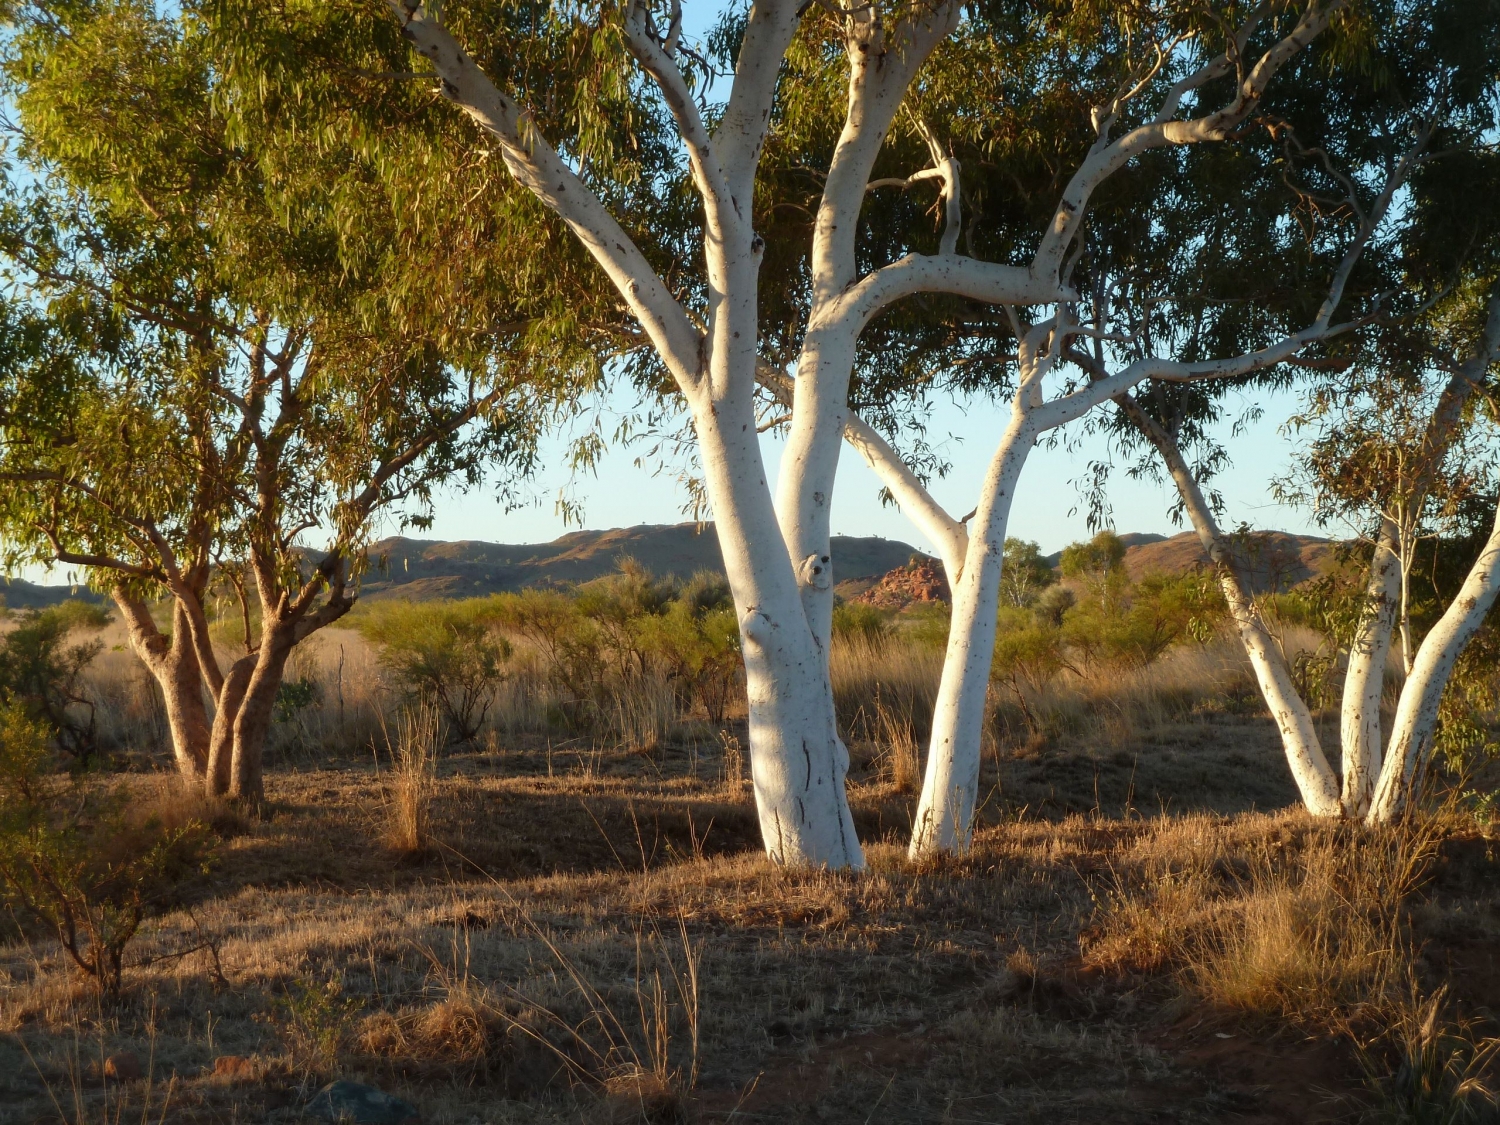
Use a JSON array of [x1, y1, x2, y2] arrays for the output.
[[797, 553, 831, 591]]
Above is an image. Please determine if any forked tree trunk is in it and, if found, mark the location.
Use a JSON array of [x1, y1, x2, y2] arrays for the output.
[[698, 388, 864, 868], [1122, 403, 1342, 816], [113, 591, 211, 778], [1339, 519, 1401, 815], [205, 655, 257, 797], [909, 412, 1035, 856], [1367, 500, 1500, 824]]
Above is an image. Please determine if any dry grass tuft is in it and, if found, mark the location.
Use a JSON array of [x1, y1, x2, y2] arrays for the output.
[[382, 703, 441, 853], [1086, 814, 1441, 1027], [1357, 985, 1500, 1123]]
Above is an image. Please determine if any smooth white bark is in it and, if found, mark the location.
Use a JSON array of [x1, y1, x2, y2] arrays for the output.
[[1339, 518, 1401, 815], [1121, 402, 1342, 816], [909, 409, 1034, 855], [1367, 500, 1500, 823], [391, 0, 867, 866]]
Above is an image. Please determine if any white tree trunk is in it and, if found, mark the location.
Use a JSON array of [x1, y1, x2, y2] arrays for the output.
[[1121, 403, 1342, 816], [909, 410, 1035, 856], [1339, 518, 1401, 815], [696, 381, 865, 868], [1367, 501, 1500, 824]]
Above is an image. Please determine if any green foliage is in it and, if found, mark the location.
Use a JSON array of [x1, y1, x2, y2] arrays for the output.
[[0, 602, 108, 761], [1059, 532, 1128, 605], [991, 606, 1069, 737], [378, 562, 745, 735], [356, 600, 511, 744], [1001, 539, 1056, 609], [0, 704, 214, 996], [272, 974, 365, 1076], [1061, 571, 1226, 672], [831, 601, 891, 644]]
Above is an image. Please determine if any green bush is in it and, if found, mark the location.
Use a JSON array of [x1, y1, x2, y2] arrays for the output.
[[356, 600, 511, 744], [832, 600, 891, 644], [0, 601, 108, 760], [0, 704, 214, 996], [991, 606, 1069, 736], [1060, 569, 1225, 671], [638, 574, 742, 725]]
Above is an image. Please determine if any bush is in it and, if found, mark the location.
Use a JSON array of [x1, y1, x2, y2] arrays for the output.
[[1061, 571, 1225, 672], [0, 601, 108, 760], [638, 575, 742, 725], [357, 600, 512, 744], [0, 704, 214, 996], [992, 607, 1069, 736], [832, 600, 891, 644]]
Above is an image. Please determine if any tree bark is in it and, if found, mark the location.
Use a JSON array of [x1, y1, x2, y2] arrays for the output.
[[1338, 518, 1401, 815], [1118, 399, 1342, 816], [695, 380, 865, 868], [205, 654, 257, 797], [112, 590, 211, 778], [228, 620, 296, 803], [1367, 499, 1500, 824], [909, 410, 1035, 856]]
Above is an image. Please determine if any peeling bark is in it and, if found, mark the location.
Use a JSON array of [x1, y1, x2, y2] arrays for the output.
[[112, 589, 210, 778]]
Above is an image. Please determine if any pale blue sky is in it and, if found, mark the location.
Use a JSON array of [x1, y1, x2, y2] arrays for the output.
[[404, 383, 1325, 559]]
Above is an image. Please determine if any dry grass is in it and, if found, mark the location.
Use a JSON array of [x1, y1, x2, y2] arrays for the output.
[[1084, 814, 1441, 1028], [381, 703, 442, 853], [2, 609, 1497, 1123]]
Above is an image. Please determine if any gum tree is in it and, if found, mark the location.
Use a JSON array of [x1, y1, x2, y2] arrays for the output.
[[350, 0, 1368, 866], [0, 0, 616, 798], [1103, 0, 1500, 823]]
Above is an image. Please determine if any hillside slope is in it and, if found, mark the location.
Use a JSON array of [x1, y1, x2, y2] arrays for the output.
[[358, 523, 926, 601], [1121, 530, 1336, 592]]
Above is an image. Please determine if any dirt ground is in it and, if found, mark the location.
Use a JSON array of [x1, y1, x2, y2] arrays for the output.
[[2, 711, 1497, 1124]]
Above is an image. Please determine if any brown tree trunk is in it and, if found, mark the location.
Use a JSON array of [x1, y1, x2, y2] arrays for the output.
[[228, 621, 295, 803], [205, 655, 256, 797], [113, 591, 211, 778]]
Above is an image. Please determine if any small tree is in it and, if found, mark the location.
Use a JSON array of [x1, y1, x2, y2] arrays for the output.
[[0, 705, 213, 996], [358, 601, 511, 744], [1000, 539, 1055, 609], [0, 602, 109, 761]]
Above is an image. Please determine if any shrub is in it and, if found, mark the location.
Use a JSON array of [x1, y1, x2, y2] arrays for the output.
[[1061, 571, 1225, 672], [831, 600, 890, 644], [357, 600, 511, 744], [992, 607, 1069, 736], [639, 592, 742, 724], [0, 601, 109, 760], [1001, 538, 1056, 608], [0, 704, 214, 996]]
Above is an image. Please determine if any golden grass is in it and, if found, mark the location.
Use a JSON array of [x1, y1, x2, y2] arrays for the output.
[[381, 703, 442, 854], [1084, 813, 1442, 1028]]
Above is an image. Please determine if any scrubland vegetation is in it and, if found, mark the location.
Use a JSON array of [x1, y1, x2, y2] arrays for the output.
[[1, 539, 1498, 1124], [1, 0, 1499, 1120]]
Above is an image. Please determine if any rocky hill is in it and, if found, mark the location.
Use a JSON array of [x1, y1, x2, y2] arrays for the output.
[[358, 523, 926, 601], [1119, 530, 1335, 593]]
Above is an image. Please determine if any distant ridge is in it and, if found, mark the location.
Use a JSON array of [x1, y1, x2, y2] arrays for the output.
[[359, 523, 928, 601], [0, 577, 106, 611], [1122, 530, 1335, 592]]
